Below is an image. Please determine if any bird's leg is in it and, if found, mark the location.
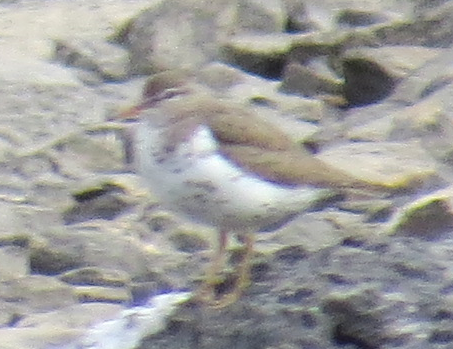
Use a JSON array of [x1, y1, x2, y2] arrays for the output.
[[210, 232, 254, 308], [194, 229, 228, 302], [235, 232, 254, 292]]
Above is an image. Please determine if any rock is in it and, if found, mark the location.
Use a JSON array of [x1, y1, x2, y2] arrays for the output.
[[346, 113, 395, 142], [220, 33, 292, 78], [30, 230, 84, 275], [47, 129, 126, 178], [0, 0, 150, 61], [118, 0, 234, 74], [0, 51, 81, 86], [0, 326, 83, 349], [74, 286, 131, 304], [0, 275, 76, 313], [372, 2, 453, 47], [337, 199, 394, 222], [342, 46, 442, 106], [63, 181, 133, 225], [299, 0, 412, 31], [0, 245, 29, 280], [138, 236, 453, 349], [268, 212, 352, 252], [119, 0, 286, 74], [234, 0, 286, 33], [16, 302, 124, 328], [282, 0, 316, 32], [336, 8, 391, 28], [198, 62, 246, 92], [0, 207, 31, 247], [59, 267, 131, 287], [317, 141, 439, 190], [346, 86, 449, 143], [389, 46, 453, 104], [323, 288, 390, 347], [0, 303, 124, 349], [280, 61, 343, 100], [130, 280, 175, 306], [290, 31, 346, 63], [388, 85, 453, 149], [168, 228, 210, 253], [343, 46, 441, 81], [388, 186, 453, 239], [0, 301, 23, 327], [30, 223, 156, 279], [53, 38, 129, 83], [347, 80, 453, 167], [274, 92, 327, 123], [144, 210, 178, 234], [251, 104, 321, 144]]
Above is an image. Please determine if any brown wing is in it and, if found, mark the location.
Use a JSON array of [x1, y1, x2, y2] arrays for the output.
[[158, 93, 388, 192], [219, 144, 388, 191], [165, 96, 298, 151], [205, 103, 297, 151]]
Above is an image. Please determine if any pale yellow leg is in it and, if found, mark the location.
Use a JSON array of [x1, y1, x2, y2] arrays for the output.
[[194, 229, 228, 302], [210, 232, 255, 308]]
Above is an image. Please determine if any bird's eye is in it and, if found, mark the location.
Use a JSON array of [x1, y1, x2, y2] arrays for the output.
[[140, 88, 188, 109], [161, 88, 188, 100]]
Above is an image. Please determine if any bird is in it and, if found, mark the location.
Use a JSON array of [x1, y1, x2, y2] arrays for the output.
[[113, 70, 389, 307]]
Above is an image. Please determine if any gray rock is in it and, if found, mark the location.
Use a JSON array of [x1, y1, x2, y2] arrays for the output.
[[282, 0, 317, 32], [74, 286, 131, 304], [30, 229, 84, 275], [390, 46, 453, 105], [120, 0, 286, 74], [137, 236, 453, 349], [388, 186, 453, 239], [323, 288, 392, 347], [16, 302, 124, 329], [63, 181, 133, 225], [235, 0, 286, 33], [0, 245, 29, 280], [342, 46, 442, 106], [169, 227, 210, 253], [317, 141, 439, 190], [0, 275, 76, 313], [280, 61, 343, 100], [53, 38, 129, 83], [0, 51, 81, 87], [220, 33, 292, 78], [0, 326, 83, 349], [30, 223, 156, 279], [337, 8, 392, 28], [0, 303, 124, 349], [371, 2, 453, 47], [267, 211, 355, 252], [59, 267, 131, 287]]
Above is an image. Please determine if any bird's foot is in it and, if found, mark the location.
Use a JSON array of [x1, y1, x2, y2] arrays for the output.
[[191, 281, 241, 308], [192, 263, 252, 308], [191, 232, 254, 308]]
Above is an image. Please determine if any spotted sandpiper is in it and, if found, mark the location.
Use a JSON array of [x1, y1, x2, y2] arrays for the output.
[[115, 70, 388, 307]]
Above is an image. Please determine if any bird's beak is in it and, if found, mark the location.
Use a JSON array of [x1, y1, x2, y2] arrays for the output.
[[106, 103, 144, 122], [104, 104, 140, 166], [117, 105, 143, 120]]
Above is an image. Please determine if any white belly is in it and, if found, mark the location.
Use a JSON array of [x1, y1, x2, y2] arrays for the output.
[[135, 121, 329, 231]]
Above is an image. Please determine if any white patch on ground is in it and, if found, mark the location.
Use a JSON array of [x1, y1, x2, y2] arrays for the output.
[[75, 292, 191, 349]]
